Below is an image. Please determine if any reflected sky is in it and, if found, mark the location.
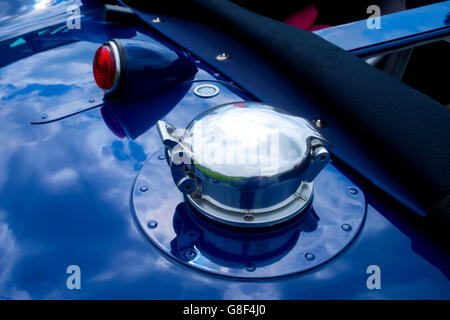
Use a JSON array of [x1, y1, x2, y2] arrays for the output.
[[0, 24, 289, 298], [315, 2, 450, 52], [0, 0, 80, 38]]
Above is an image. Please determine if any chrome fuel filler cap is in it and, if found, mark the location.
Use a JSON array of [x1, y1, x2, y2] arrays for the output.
[[157, 102, 330, 228]]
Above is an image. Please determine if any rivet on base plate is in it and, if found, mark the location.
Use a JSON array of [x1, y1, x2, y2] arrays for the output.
[[341, 224, 352, 232], [305, 252, 316, 261], [147, 220, 158, 229]]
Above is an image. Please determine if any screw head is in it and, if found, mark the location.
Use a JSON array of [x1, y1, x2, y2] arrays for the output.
[[88, 99, 95, 103], [245, 262, 256, 272], [313, 119, 327, 128], [139, 185, 149, 192], [41, 114, 48, 120], [243, 213, 255, 222], [215, 53, 230, 61], [147, 220, 158, 229], [294, 192, 307, 201], [184, 249, 197, 260], [304, 252, 315, 261], [157, 154, 166, 160], [152, 17, 163, 23], [347, 187, 358, 196], [341, 224, 352, 232]]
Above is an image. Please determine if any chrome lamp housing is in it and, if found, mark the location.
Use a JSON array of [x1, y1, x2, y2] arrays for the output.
[[157, 102, 330, 228]]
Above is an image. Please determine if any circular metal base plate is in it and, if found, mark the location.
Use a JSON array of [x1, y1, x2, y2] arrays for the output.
[[131, 148, 366, 279], [186, 181, 313, 228]]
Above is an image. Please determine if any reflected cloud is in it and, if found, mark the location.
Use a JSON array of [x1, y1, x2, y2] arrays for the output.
[[34, 0, 54, 10], [0, 42, 96, 88], [0, 211, 30, 299], [92, 251, 172, 283], [222, 283, 281, 300], [45, 167, 79, 188]]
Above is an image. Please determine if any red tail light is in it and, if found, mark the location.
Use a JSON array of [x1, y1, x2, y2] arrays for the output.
[[93, 42, 119, 92]]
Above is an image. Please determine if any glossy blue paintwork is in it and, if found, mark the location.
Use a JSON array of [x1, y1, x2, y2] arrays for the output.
[[0, 0, 448, 299], [132, 151, 366, 279], [110, 38, 197, 101], [315, 1, 450, 56]]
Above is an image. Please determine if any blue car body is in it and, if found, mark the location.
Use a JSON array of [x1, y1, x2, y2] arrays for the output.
[[0, 0, 448, 299]]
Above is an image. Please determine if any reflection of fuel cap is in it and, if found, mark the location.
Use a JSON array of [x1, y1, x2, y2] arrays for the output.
[[157, 102, 330, 228]]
